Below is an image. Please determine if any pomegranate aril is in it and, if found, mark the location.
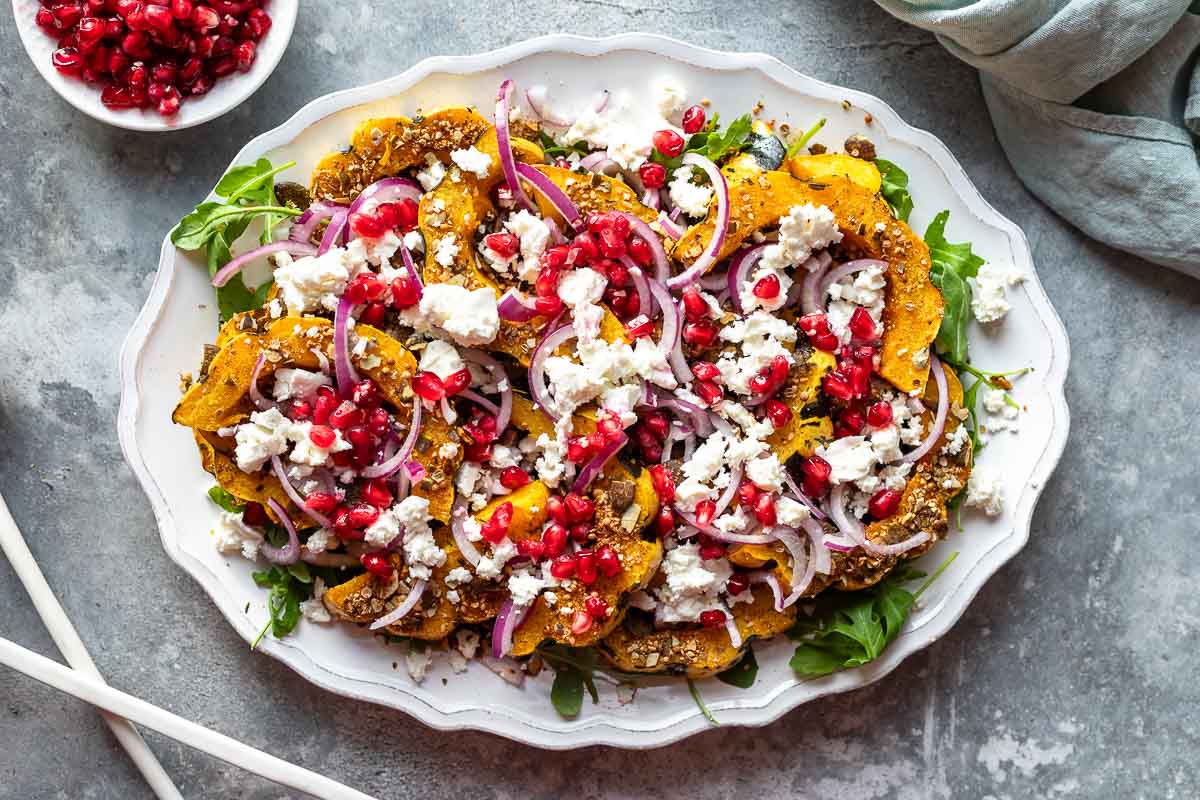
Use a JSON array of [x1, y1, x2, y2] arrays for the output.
[[52, 47, 84, 76], [681, 288, 708, 321], [127, 61, 147, 84], [681, 104, 706, 134], [652, 129, 685, 157], [515, 538, 545, 561], [288, 400, 311, 420], [328, 402, 364, 431], [849, 307, 877, 341], [691, 361, 720, 381], [305, 492, 338, 514], [53, 3, 84, 28], [484, 232, 519, 258], [839, 408, 866, 435], [682, 320, 718, 348], [210, 33, 233, 55], [499, 466, 531, 490], [360, 302, 386, 327], [36, 8, 56, 30], [121, 31, 151, 57], [823, 370, 856, 401], [361, 479, 393, 508], [754, 493, 777, 526], [541, 523, 569, 558], [391, 276, 420, 308], [463, 441, 492, 463], [563, 493, 595, 524], [568, 522, 590, 544], [233, 40, 255, 72], [442, 368, 470, 397], [170, 0, 191, 18], [869, 488, 902, 519], [655, 506, 676, 537], [150, 60, 176, 82], [244, 7, 270, 39], [350, 379, 379, 408], [694, 499, 717, 527], [191, 4, 218, 29], [624, 314, 654, 339], [546, 495, 567, 525], [765, 398, 792, 429], [360, 552, 394, 579], [549, 554, 577, 580], [641, 410, 669, 440], [867, 401, 894, 428], [367, 408, 390, 437], [242, 501, 268, 527], [570, 610, 593, 635], [533, 295, 562, 316], [108, 50, 130, 75], [584, 594, 610, 619], [695, 380, 724, 406], [411, 371, 446, 402], [753, 273, 781, 300], [699, 609, 726, 628], [726, 573, 749, 595], [649, 464, 676, 503], [595, 545, 621, 577], [576, 550, 598, 585], [77, 16, 106, 44], [143, 4, 173, 31], [699, 541, 725, 560], [638, 161, 666, 189], [348, 503, 380, 528], [737, 480, 760, 507]]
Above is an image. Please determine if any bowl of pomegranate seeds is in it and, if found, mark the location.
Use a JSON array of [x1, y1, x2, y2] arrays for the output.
[[14, 0, 296, 131], [118, 35, 1069, 747]]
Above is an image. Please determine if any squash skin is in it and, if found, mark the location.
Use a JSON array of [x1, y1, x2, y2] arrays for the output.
[[787, 153, 882, 194], [600, 585, 795, 677]]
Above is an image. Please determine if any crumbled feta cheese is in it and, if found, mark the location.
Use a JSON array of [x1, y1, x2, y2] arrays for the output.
[[450, 146, 493, 179], [775, 496, 811, 527], [233, 407, 292, 473], [288, 421, 352, 467], [405, 645, 432, 683], [558, 268, 608, 307], [674, 477, 713, 511], [759, 203, 843, 272], [402, 229, 424, 253], [572, 300, 605, 342], [942, 424, 970, 456], [418, 339, 465, 381], [827, 263, 887, 344], [433, 234, 460, 267], [304, 528, 334, 554], [964, 470, 1004, 516], [273, 246, 366, 316], [669, 167, 714, 218], [533, 433, 568, 487], [416, 153, 446, 192], [299, 577, 332, 623], [507, 570, 546, 606], [403, 525, 446, 580], [653, 543, 732, 624], [739, 263, 793, 314], [401, 284, 500, 347], [817, 436, 879, 485], [654, 78, 687, 118], [972, 262, 1024, 323], [475, 537, 517, 580], [212, 512, 262, 560], [746, 454, 786, 492], [445, 567, 473, 587], [271, 368, 331, 402], [714, 505, 752, 534], [503, 209, 552, 283], [682, 432, 728, 483]]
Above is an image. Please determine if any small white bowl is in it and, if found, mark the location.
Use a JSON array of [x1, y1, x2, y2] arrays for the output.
[[11, 0, 296, 132]]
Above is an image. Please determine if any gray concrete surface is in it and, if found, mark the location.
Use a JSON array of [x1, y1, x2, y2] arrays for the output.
[[1, 2, 1198, 798]]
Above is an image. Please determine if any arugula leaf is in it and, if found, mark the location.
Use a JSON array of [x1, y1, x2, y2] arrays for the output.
[[784, 117, 827, 160], [716, 647, 758, 689], [942, 359, 1032, 455], [688, 679, 720, 726], [875, 159, 914, 222], [702, 113, 752, 163], [539, 644, 603, 717], [925, 210, 987, 363], [550, 666, 585, 717], [538, 131, 589, 161], [207, 485, 244, 513], [250, 566, 312, 647], [172, 203, 299, 252], [789, 554, 955, 678]]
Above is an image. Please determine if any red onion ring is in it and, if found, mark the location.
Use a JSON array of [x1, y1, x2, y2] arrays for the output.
[[212, 240, 317, 288], [524, 85, 573, 126], [698, 270, 727, 292], [818, 258, 889, 303], [571, 431, 627, 493], [289, 201, 343, 245], [496, 80, 535, 212], [623, 262, 653, 318], [270, 455, 333, 529], [726, 244, 767, 315], [646, 279, 679, 355], [317, 209, 348, 256], [400, 243, 423, 294], [247, 353, 272, 410], [261, 498, 300, 565], [712, 463, 744, 517], [656, 212, 683, 241], [782, 471, 828, 521], [347, 177, 423, 222], [900, 355, 948, 464], [492, 598, 533, 658], [748, 570, 786, 612], [578, 152, 620, 174], [545, 218, 567, 245], [616, 213, 671, 282], [830, 483, 930, 557], [515, 163, 583, 232], [460, 349, 513, 435], [528, 323, 576, 418], [497, 288, 541, 322], [674, 508, 777, 544], [667, 300, 693, 385], [802, 518, 832, 575], [369, 579, 427, 631], [822, 533, 857, 553], [333, 295, 359, 397], [404, 460, 426, 483], [800, 252, 834, 315], [450, 495, 481, 567], [723, 611, 743, 649], [361, 396, 422, 479], [641, 188, 661, 210], [666, 154, 729, 289], [458, 389, 500, 416]]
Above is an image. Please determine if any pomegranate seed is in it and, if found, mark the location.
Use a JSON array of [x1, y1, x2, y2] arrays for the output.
[[360, 552, 394, 579], [699, 541, 725, 560], [499, 466, 530, 490], [367, 408, 390, 437], [823, 370, 857, 401], [484, 232, 520, 258], [754, 493, 777, 526], [648, 464, 676, 503], [170, 0, 191, 18], [695, 380, 724, 406], [595, 545, 621, 577], [801, 456, 832, 496], [736, 480, 760, 507], [576, 550, 598, 585], [305, 492, 338, 514], [345, 273, 384, 303], [570, 610, 593, 635], [188, 6, 219, 32], [596, 413, 624, 442], [348, 503, 380, 529], [765, 399, 792, 428], [699, 609, 726, 628], [345, 423, 372, 450], [288, 399, 311, 420], [638, 161, 666, 189], [360, 302, 387, 327], [597, 227, 626, 259], [53, 4, 84, 29], [242, 501, 267, 527], [726, 573, 749, 595], [693, 499, 717, 527], [331, 451, 354, 468], [624, 314, 654, 339], [541, 523, 569, 557], [411, 371, 445, 402], [463, 413, 498, 445], [328, 401, 363, 430], [869, 488, 902, 519], [436, 368, 467, 398], [567, 522, 590, 543], [812, 331, 840, 352], [839, 408, 866, 436], [681, 288, 708, 321], [143, 4, 173, 31], [849, 307, 877, 341], [390, 276, 420, 308], [753, 273, 781, 300], [681, 104, 706, 134], [652, 129, 685, 157], [312, 390, 337, 425], [563, 493, 594, 524], [108, 50, 130, 75], [77, 16, 106, 45], [156, 85, 181, 115], [566, 435, 592, 463], [619, 238, 649, 270], [35, 8, 56, 30], [682, 321, 719, 348], [361, 479, 392, 508], [244, 7, 270, 39], [690, 361, 719, 382], [208, 54, 236, 76], [549, 554, 577, 580], [233, 40, 255, 72], [848, 363, 871, 397], [515, 538, 546, 561], [463, 441, 492, 463], [100, 84, 134, 108], [799, 312, 830, 335], [127, 61, 147, 84], [867, 401, 894, 428], [534, 295, 562, 316], [52, 47, 84, 76], [540, 245, 569, 271], [216, 12, 237, 34], [121, 31, 151, 57], [641, 410, 669, 440], [655, 506, 676, 537], [546, 495, 567, 524], [583, 594, 609, 619], [748, 372, 773, 395]]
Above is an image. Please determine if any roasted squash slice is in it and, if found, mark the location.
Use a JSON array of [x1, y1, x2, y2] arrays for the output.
[[529, 164, 659, 227], [473, 480, 550, 543], [600, 585, 795, 677], [765, 345, 836, 464], [193, 429, 304, 524], [787, 153, 882, 194], [671, 158, 943, 394]]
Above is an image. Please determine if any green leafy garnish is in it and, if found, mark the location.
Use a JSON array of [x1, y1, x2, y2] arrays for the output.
[[944, 359, 1032, 455], [538, 131, 590, 161], [539, 644, 602, 718], [172, 158, 301, 323], [925, 210, 985, 363], [650, 113, 754, 173], [207, 485, 244, 513], [716, 647, 758, 689], [784, 117, 827, 160], [688, 679, 720, 726], [789, 554, 957, 677], [250, 566, 311, 647], [875, 158, 914, 222]]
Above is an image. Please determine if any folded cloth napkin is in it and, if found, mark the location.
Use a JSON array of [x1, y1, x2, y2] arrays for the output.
[[875, 0, 1200, 276]]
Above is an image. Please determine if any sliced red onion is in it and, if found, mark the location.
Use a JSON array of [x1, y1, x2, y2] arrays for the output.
[[667, 303, 693, 384], [818, 258, 889, 301], [822, 533, 857, 553], [528, 324, 575, 419], [368, 579, 427, 631], [656, 212, 683, 241], [800, 253, 833, 315], [525, 84, 573, 126], [260, 498, 300, 565], [270, 455, 332, 529], [248, 353, 272, 410], [908, 396, 927, 415], [641, 188, 661, 210], [748, 570, 786, 612], [571, 431, 627, 493], [439, 396, 456, 425], [404, 460, 426, 483], [782, 471, 828, 521], [726, 244, 767, 315], [653, 391, 713, 435], [723, 611, 743, 649], [333, 295, 359, 397], [900, 355, 948, 464], [361, 397, 422, 479], [830, 483, 930, 557], [400, 243, 423, 293], [311, 347, 330, 375], [347, 177, 423, 220], [317, 209, 348, 256], [712, 464, 744, 517], [802, 518, 833, 575], [545, 218, 567, 245], [460, 349, 513, 435], [289, 201, 343, 245], [492, 598, 533, 658], [666, 153, 729, 289], [579, 152, 619, 174], [496, 80, 535, 212], [515, 163, 583, 232], [450, 495, 481, 567], [212, 240, 317, 288], [698, 270, 727, 292], [591, 89, 609, 114], [497, 288, 541, 322], [617, 213, 671, 283], [646, 279, 678, 355], [675, 509, 777, 544], [623, 262, 653, 318], [774, 527, 809, 601]]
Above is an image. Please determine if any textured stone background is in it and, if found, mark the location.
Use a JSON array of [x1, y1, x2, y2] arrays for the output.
[[1, 2, 1198, 799]]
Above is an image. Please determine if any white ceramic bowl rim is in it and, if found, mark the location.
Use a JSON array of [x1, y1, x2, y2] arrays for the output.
[[117, 33, 1071, 749]]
